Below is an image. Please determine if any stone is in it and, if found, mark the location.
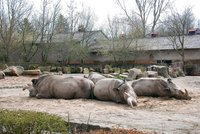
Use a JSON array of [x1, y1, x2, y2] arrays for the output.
[[126, 68, 143, 81], [22, 69, 41, 75], [147, 65, 169, 78], [3, 66, 24, 76], [146, 71, 158, 77]]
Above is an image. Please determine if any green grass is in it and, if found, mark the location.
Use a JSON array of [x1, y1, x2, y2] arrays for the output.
[[0, 109, 68, 134], [0, 109, 150, 134]]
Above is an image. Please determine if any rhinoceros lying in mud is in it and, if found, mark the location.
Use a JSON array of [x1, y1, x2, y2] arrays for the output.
[[94, 78, 138, 108], [23, 74, 94, 99], [86, 72, 106, 84], [129, 78, 191, 100]]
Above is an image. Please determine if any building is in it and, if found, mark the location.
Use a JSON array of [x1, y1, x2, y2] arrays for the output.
[[188, 28, 200, 35], [34, 30, 200, 75]]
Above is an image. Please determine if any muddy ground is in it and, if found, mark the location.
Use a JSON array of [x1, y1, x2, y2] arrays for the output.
[[0, 75, 200, 134]]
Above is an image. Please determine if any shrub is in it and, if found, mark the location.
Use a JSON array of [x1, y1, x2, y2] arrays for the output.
[[62, 66, 71, 74], [113, 67, 121, 73], [114, 74, 127, 80], [38, 66, 51, 72], [103, 65, 114, 74], [136, 66, 146, 72], [71, 66, 82, 73], [0, 63, 5, 70], [93, 66, 101, 73], [185, 63, 195, 76], [27, 64, 39, 70], [0, 110, 68, 134]]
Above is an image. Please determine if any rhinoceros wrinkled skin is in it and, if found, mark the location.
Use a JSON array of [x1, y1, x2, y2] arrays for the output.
[[87, 72, 106, 84], [129, 78, 191, 100], [94, 78, 138, 108], [23, 74, 94, 99]]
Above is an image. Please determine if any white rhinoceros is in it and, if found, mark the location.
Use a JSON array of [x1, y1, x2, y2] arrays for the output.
[[23, 74, 94, 99], [93, 78, 138, 108]]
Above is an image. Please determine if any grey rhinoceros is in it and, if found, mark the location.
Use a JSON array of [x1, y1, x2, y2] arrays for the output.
[[93, 78, 138, 108], [23, 74, 94, 99], [129, 78, 191, 100], [86, 72, 106, 84]]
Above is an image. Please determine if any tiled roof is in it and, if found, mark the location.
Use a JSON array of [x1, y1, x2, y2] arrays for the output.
[[130, 35, 200, 50], [36, 30, 109, 44]]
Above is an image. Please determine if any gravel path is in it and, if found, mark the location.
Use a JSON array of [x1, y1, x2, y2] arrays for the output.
[[0, 75, 200, 134]]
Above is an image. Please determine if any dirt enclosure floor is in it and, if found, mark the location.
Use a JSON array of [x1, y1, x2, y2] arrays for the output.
[[0, 75, 200, 134]]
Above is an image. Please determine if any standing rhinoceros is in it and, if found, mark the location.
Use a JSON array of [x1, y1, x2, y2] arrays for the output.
[[129, 78, 191, 100], [87, 72, 106, 84], [94, 78, 137, 108], [23, 74, 94, 99]]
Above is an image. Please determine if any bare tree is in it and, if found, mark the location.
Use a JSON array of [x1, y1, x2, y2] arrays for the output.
[[37, 0, 61, 64], [106, 16, 136, 66], [165, 7, 195, 71], [60, 1, 96, 65], [134, 0, 152, 37], [55, 14, 69, 34], [78, 5, 96, 32], [116, 0, 172, 37], [116, 0, 152, 37], [66, 0, 79, 40], [18, 18, 39, 62], [151, 0, 171, 33], [0, 0, 32, 62]]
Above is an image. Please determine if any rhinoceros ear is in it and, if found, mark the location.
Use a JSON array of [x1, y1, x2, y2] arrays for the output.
[[31, 79, 38, 85], [113, 87, 119, 92], [84, 75, 88, 78]]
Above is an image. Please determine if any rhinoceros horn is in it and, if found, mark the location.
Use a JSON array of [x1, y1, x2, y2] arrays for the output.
[[185, 89, 188, 96], [22, 84, 32, 91]]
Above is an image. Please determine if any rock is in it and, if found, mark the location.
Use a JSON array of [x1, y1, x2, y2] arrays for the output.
[[3, 64, 8, 70], [62, 67, 71, 74], [122, 72, 129, 75], [103, 65, 113, 74], [3, 66, 24, 76], [169, 67, 185, 78], [50, 66, 57, 72], [110, 73, 120, 77], [50, 66, 62, 72], [42, 71, 51, 75], [83, 68, 89, 74], [38, 66, 51, 72], [89, 67, 95, 72], [169, 67, 177, 78], [103, 74, 115, 78], [147, 65, 169, 78], [103, 68, 109, 74], [113, 68, 121, 73], [126, 68, 143, 81], [0, 71, 5, 79], [146, 71, 158, 77], [119, 74, 128, 79], [22, 69, 41, 75]]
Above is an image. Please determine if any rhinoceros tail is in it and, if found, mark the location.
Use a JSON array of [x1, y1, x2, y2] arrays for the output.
[[22, 84, 32, 91]]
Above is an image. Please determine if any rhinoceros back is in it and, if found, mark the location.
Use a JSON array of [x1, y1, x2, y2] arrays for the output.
[[33, 75, 93, 99]]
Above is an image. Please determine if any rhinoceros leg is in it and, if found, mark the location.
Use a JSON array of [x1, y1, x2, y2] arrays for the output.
[[36, 93, 49, 99]]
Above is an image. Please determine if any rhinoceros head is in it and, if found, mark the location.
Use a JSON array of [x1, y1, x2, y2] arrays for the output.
[[114, 80, 138, 108], [22, 83, 37, 97], [166, 79, 191, 100]]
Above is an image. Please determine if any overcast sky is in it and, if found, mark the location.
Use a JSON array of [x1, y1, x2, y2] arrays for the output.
[[81, 0, 200, 25], [33, 0, 200, 27]]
